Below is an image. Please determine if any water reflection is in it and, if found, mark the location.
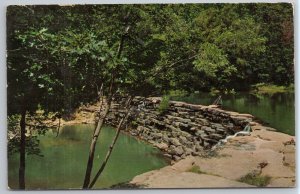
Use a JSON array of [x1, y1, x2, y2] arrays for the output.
[[8, 125, 169, 189]]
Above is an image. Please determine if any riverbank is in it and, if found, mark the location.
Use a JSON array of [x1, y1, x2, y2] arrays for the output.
[[251, 83, 294, 94], [52, 97, 295, 188], [41, 101, 101, 128]]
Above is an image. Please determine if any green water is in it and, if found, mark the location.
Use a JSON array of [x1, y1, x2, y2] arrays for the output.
[[171, 92, 295, 136], [8, 125, 169, 189]]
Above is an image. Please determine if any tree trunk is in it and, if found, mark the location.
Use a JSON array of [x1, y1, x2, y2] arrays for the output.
[[19, 110, 26, 189], [88, 97, 132, 188], [82, 97, 112, 188], [82, 24, 130, 189], [56, 118, 61, 137]]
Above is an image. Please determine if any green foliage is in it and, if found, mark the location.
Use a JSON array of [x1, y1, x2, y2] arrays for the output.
[[169, 89, 188, 97], [131, 120, 138, 128], [238, 172, 271, 187], [7, 115, 44, 157], [8, 135, 43, 157], [193, 43, 231, 78], [7, 4, 294, 101], [252, 83, 294, 94], [7, 4, 294, 123], [158, 95, 170, 114], [187, 166, 204, 174], [7, 3, 294, 125]]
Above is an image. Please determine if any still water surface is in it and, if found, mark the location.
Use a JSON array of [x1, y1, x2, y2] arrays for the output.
[[8, 125, 169, 189], [171, 92, 295, 135]]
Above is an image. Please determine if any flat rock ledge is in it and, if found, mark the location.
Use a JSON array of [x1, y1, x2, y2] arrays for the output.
[[130, 128, 295, 188]]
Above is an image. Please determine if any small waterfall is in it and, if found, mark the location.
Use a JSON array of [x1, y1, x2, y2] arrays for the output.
[[212, 124, 252, 150]]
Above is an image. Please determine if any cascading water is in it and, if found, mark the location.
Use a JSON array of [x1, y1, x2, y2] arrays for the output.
[[212, 124, 252, 150]]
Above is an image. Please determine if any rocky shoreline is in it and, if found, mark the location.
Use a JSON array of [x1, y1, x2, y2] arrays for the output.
[[56, 96, 296, 188]]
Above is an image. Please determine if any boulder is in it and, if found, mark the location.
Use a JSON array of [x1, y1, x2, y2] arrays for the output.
[[171, 112, 180, 117], [200, 134, 209, 139], [163, 153, 172, 159], [190, 122, 203, 128], [173, 122, 181, 127], [153, 132, 163, 138], [196, 130, 205, 137], [226, 122, 234, 129], [167, 145, 176, 154], [170, 138, 181, 146], [173, 155, 182, 161], [179, 123, 191, 130], [203, 141, 210, 148], [155, 142, 169, 150], [179, 136, 188, 144], [211, 123, 223, 129], [181, 131, 192, 137], [177, 118, 192, 123], [195, 118, 210, 125], [173, 146, 184, 156], [166, 124, 178, 132], [202, 126, 215, 133], [202, 137, 219, 144], [185, 141, 194, 148], [164, 118, 172, 125], [232, 116, 252, 125], [162, 135, 170, 143], [137, 125, 145, 132], [215, 127, 226, 134], [130, 131, 137, 136], [184, 147, 194, 155], [195, 144, 203, 152], [189, 116, 196, 121], [189, 127, 197, 133], [209, 133, 224, 140]]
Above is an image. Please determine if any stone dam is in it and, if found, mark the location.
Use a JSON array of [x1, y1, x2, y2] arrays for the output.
[[101, 96, 270, 161]]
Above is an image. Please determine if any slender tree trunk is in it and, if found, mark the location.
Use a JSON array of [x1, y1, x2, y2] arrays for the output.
[[88, 97, 132, 188], [56, 118, 61, 137], [19, 110, 26, 189], [82, 24, 130, 189], [82, 96, 112, 188]]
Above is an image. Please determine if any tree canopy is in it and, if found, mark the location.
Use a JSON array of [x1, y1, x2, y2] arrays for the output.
[[7, 4, 294, 108], [6, 4, 294, 189]]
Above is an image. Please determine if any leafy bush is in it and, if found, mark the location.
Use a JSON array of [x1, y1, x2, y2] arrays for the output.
[[187, 166, 204, 174], [252, 83, 293, 94], [169, 89, 188, 97], [238, 172, 271, 187], [158, 95, 170, 114]]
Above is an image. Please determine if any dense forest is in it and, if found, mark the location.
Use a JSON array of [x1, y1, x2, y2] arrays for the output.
[[7, 4, 294, 189]]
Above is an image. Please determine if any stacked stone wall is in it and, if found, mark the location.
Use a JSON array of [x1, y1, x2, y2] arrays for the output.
[[104, 96, 255, 161]]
